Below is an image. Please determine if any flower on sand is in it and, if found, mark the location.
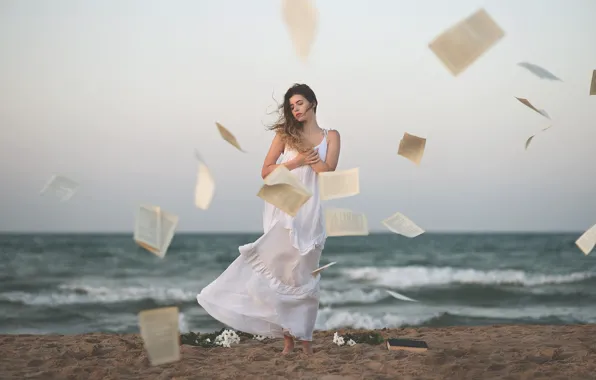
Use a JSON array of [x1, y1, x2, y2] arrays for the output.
[[333, 332, 357, 347], [214, 329, 240, 348], [333, 332, 345, 346]]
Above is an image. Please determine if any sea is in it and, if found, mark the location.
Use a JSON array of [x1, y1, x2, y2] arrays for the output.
[[1, 232, 595, 335]]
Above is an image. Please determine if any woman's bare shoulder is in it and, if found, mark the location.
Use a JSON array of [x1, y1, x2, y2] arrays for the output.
[[268, 132, 285, 150], [327, 129, 340, 139]]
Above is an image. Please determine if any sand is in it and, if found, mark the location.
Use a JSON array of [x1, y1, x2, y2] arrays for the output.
[[1, 325, 596, 380]]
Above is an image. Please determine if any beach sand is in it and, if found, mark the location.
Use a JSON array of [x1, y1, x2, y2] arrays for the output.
[[1, 325, 596, 379]]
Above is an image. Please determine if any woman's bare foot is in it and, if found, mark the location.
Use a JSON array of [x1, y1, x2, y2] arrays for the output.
[[282, 336, 294, 355], [301, 340, 313, 354]]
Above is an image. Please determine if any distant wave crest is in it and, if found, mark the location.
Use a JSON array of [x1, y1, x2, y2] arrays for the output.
[[315, 305, 596, 330], [0, 283, 197, 306], [341, 266, 594, 288]]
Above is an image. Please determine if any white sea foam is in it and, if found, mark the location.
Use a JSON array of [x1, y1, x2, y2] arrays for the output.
[[0, 283, 197, 306], [314, 304, 596, 331], [319, 288, 387, 306], [340, 266, 593, 288]]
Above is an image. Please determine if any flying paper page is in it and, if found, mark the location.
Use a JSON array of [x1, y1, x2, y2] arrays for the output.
[[382, 212, 425, 238], [138, 307, 180, 366], [134, 205, 161, 254], [39, 174, 79, 202], [282, 0, 318, 61], [429, 8, 505, 76], [312, 261, 337, 276], [515, 97, 550, 119], [525, 135, 536, 150], [319, 168, 360, 200], [216, 122, 244, 152], [576, 224, 596, 255], [386, 289, 418, 302], [194, 151, 215, 210], [517, 62, 562, 81], [157, 210, 179, 257], [134, 205, 178, 258], [525, 125, 552, 150], [325, 208, 369, 237], [257, 165, 312, 217], [398, 133, 426, 165], [590, 70, 596, 95]]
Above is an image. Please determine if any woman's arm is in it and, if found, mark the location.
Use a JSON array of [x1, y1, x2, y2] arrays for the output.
[[310, 130, 341, 173], [261, 134, 301, 179]]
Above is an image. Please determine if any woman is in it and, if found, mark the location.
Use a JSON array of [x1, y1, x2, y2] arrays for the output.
[[197, 83, 341, 355]]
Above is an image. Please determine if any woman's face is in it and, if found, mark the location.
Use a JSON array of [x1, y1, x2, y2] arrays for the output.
[[289, 94, 314, 122]]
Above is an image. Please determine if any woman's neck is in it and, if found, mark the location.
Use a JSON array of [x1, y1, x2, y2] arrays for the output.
[[301, 118, 320, 134]]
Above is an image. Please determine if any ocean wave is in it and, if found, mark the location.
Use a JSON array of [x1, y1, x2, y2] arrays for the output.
[[0, 283, 197, 306], [319, 288, 419, 306], [340, 266, 594, 288], [315, 307, 441, 330], [448, 305, 596, 323], [314, 304, 596, 330], [178, 312, 190, 333], [319, 288, 387, 306]]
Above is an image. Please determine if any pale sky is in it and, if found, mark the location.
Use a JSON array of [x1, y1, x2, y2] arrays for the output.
[[1, 0, 595, 233]]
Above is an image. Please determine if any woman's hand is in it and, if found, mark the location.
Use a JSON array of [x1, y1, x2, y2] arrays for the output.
[[294, 148, 320, 167]]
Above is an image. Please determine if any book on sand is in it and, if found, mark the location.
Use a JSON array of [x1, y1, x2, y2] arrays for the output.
[[386, 338, 429, 353]]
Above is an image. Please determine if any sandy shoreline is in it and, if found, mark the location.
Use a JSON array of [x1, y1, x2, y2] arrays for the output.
[[1, 325, 596, 379]]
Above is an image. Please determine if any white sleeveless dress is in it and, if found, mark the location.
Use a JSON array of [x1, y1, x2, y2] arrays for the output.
[[196, 130, 330, 341]]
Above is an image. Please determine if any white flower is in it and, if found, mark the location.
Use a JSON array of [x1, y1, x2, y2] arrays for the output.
[[253, 335, 266, 341], [332, 332, 339, 343], [347, 339, 356, 346], [206, 338, 210, 342], [332, 332, 345, 346], [214, 329, 240, 348]]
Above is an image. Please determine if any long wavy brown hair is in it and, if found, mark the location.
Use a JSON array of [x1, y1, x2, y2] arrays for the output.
[[267, 83, 318, 152]]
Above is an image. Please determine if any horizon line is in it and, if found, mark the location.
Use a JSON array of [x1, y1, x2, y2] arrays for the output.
[[0, 229, 584, 235]]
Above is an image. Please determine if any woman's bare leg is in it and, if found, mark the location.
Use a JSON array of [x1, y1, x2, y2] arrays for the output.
[[282, 335, 295, 355], [301, 340, 313, 354]]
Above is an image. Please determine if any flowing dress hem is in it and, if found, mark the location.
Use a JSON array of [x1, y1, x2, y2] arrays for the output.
[[196, 295, 315, 341], [239, 236, 320, 298]]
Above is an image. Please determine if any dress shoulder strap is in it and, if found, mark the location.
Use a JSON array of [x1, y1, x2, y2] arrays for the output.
[[324, 128, 335, 144]]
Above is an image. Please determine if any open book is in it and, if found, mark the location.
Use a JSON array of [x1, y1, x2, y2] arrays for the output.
[[515, 97, 550, 119], [138, 306, 181, 366], [281, 0, 318, 62], [576, 224, 596, 255], [319, 168, 360, 201], [517, 62, 562, 81], [257, 165, 312, 217], [216, 122, 245, 152], [381, 212, 425, 238], [311, 261, 337, 276], [525, 125, 552, 150], [429, 8, 504, 76], [325, 208, 369, 237], [39, 174, 79, 202], [134, 204, 179, 258], [386, 289, 418, 302], [194, 150, 215, 210]]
